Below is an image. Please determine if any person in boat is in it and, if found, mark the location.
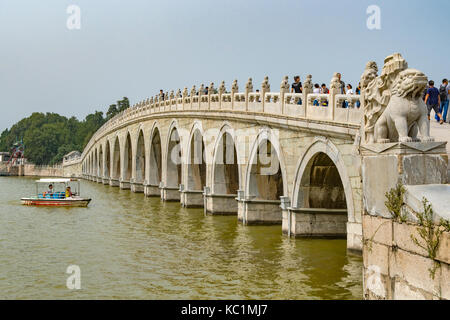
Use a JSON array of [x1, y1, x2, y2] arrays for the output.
[[47, 184, 54, 195], [42, 184, 54, 198], [65, 186, 73, 198]]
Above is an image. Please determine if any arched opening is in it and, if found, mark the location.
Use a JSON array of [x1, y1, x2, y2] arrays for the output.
[[135, 131, 146, 183], [123, 133, 132, 181], [297, 152, 347, 209], [241, 136, 285, 225], [166, 127, 182, 188], [213, 131, 239, 195], [90, 153, 94, 175], [105, 140, 111, 179], [94, 150, 98, 176], [248, 139, 284, 201], [149, 128, 162, 185], [291, 151, 348, 238], [99, 146, 104, 178], [187, 129, 206, 191], [112, 137, 121, 180]]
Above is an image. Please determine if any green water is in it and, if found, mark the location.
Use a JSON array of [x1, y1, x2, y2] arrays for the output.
[[0, 176, 362, 299]]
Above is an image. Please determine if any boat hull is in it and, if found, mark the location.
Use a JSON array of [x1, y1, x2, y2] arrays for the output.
[[21, 198, 91, 207]]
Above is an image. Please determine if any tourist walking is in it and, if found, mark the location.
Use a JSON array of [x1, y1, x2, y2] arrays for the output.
[[425, 80, 444, 124], [291, 76, 302, 105], [291, 76, 302, 94], [438, 79, 449, 123], [355, 83, 361, 108], [321, 84, 329, 94], [337, 73, 346, 94]]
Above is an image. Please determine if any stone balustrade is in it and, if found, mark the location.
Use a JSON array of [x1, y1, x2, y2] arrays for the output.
[[81, 76, 362, 160]]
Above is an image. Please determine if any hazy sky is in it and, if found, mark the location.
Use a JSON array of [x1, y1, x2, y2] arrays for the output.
[[1, 0, 449, 130]]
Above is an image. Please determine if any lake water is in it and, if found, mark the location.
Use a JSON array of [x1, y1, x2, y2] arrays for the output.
[[0, 176, 362, 299]]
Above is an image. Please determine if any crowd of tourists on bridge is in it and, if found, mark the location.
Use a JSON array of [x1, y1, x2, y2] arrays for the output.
[[156, 73, 362, 109], [155, 75, 450, 119], [290, 73, 361, 108]]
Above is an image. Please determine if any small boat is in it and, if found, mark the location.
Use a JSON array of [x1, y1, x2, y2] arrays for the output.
[[21, 178, 91, 207]]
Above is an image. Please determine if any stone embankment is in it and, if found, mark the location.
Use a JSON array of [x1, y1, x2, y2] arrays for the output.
[[0, 163, 64, 177]]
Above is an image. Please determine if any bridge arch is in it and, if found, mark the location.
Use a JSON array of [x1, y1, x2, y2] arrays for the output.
[[186, 122, 206, 192], [246, 128, 288, 200], [104, 140, 111, 179], [122, 132, 133, 182], [148, 123, 162, 186], [98, 145, 104, 178], [134, 129, 146, 184], [211, 124, 240, 195], [111, 135, 121, 181], [164, 120, 183, 189], [291, 137, 355, 225], [92, 151, 95, 176]]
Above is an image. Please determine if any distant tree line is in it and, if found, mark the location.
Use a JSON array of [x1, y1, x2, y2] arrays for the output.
[[0, 97, 130, 165]]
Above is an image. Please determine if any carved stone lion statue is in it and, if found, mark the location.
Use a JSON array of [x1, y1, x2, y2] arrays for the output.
[[374, 68, 433, 143], [361, 53, 434, 143]]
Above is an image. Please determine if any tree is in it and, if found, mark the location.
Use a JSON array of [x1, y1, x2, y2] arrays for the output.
[[106, 104, 118, 120], [0, 97, 129, 165]]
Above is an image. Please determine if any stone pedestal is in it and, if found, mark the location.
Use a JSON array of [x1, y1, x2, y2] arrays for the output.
[[119, 179, 131, 190], [102, 177, 109, 185], [96, 177, 102, 183], [180, 190, 204, 208], [144, 183, 160, 197], [109, 178, 120, 187], [237, 197, 282, 225], [361, 142, 447, 218], [282, 208, 347, 238], [205, 194, 237, 215]]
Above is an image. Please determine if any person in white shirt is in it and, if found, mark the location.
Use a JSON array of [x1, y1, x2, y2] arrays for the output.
[[346, 84, 354, 95], [313, 83, 321, 94]]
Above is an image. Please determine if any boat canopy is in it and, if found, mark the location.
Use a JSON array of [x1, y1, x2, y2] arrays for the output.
[[35, 178, 79, 183]]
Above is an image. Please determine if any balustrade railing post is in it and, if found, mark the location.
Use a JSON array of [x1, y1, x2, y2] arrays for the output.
[[231, 80, 238, 111], [182, 87, 188, 111], [208, 82, 214, 110], [218, 81, 225, 110], [280, 76, 289, 115], [245, 78, 253, 112], [302, 75, 313, 117], [261, 76, 270, 114], [329, 73, 341, 121]]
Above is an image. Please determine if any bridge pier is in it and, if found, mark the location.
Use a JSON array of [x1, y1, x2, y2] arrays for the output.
[[180, 189, 204, 208], [282, 208, 347, 238], [205, 194, 238, 215], [130, 180, 144, 193], [160, 184, 180, 201], [119, 179, 131, 190], [109, 178, 120, 187], [237, 196, 282, 225], [144, 183, 160, 197]]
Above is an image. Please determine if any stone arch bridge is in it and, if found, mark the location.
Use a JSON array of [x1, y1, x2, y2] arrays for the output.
[[63, 54, 450, 299], [65, 76, 365, 252]]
